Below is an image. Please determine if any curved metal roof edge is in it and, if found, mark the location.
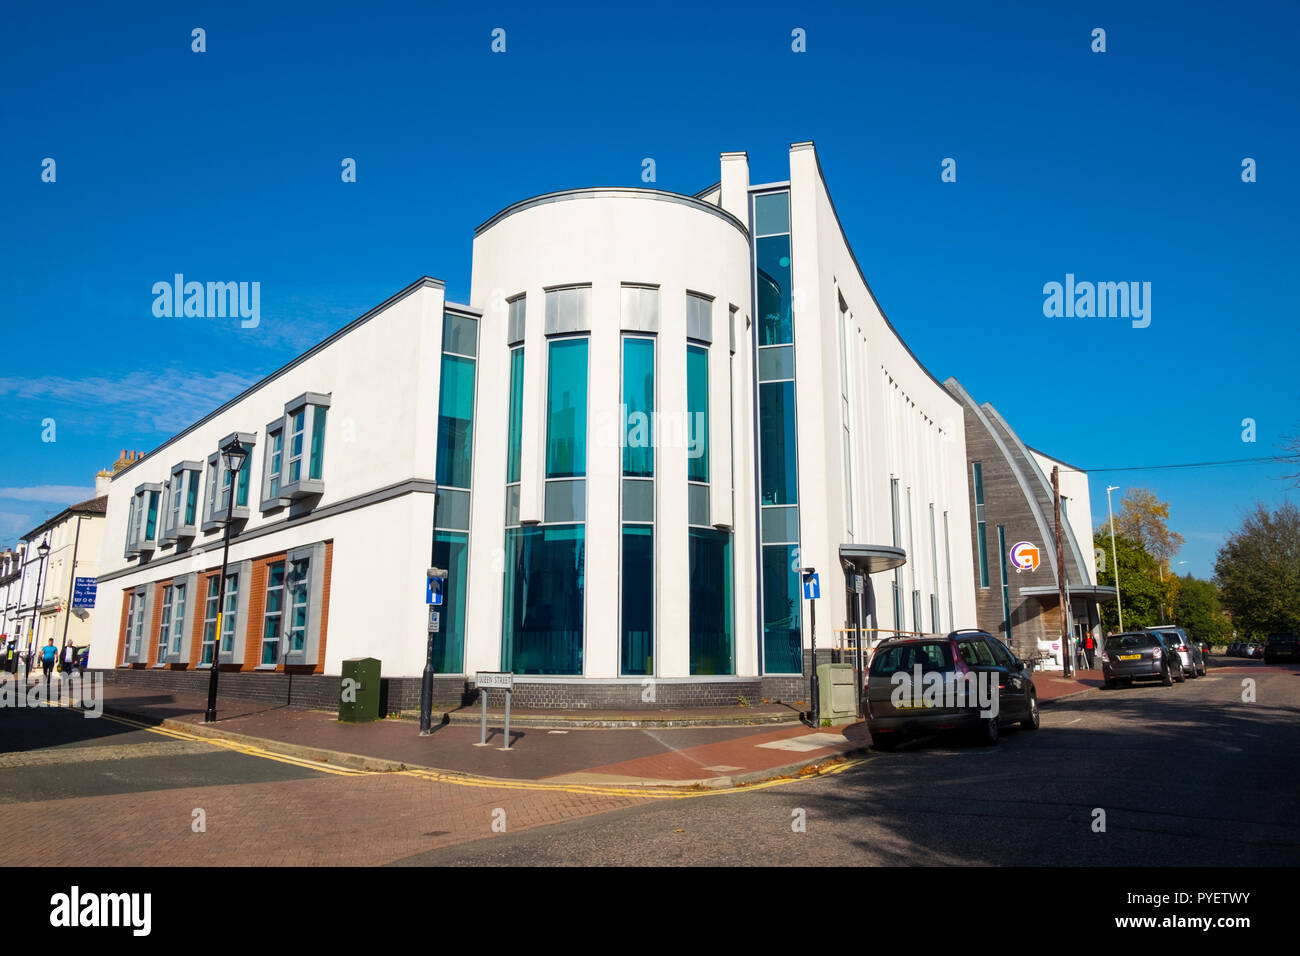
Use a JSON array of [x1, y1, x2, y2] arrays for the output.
[[474, 187, 750, 240]]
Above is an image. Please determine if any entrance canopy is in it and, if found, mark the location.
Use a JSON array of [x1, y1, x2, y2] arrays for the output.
[[1018, 584, 1118, 602], [839, 544, 906, 575]]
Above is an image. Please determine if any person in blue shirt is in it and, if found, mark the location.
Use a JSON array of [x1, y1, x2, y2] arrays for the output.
[[41, 638, 57, 681]]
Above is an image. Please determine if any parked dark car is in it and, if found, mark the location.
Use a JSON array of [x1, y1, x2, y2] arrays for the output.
[[865, 630, 1039, 750], [1150, 626, 1205, 678], [1264, 633, 1298, 665], [1101, 631, 1183, 688]]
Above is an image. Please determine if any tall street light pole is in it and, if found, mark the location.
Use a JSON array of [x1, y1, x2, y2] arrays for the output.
[[205, 437, 248, 723], [1106, 485, 1123, 632], [29, 538, 50, 682]]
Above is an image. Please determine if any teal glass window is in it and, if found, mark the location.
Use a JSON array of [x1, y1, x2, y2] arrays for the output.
[[756, 234, 792, 346], [502, 524, 585, 675], [236, 444, 251, 507], [308, 408, 326, 481], [546, 338, 588, 478], [759, 381, 798, 505], [145, 491, 158, 539], [973, 462, 988, 588], [687, 344, 709, 483], [754, 192, 791, 236], [622, 337, 654, 477], [185, 473, 197, 525], [689, 528, 733, 675], [997, 525, 1013, 641], [436, 354, 476, 489], [506, 347, 524, 483], [621, 526, 654, 675], [262, 561, 285, 665], [762, 544, 802, 673], [432, 530, 469, 673]]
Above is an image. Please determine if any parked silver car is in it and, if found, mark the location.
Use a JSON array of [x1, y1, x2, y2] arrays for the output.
[[1149, 626, 1206, 678]]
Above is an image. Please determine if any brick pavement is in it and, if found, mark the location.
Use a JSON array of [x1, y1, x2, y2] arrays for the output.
[[0, 768, 656, 866]]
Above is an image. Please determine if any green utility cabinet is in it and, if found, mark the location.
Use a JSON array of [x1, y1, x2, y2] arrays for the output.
[[817, 663, 857, 724], [339, 657, 381, 723]]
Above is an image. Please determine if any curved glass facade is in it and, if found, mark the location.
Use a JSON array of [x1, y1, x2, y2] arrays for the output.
[[502, 524, 585, 674]]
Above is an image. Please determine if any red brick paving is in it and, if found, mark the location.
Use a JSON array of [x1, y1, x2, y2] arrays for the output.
[[0, 772, 654, 866]]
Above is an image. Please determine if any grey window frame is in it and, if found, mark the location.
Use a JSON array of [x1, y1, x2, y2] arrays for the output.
[[261, 419, 290, 512], [163, 461, 202, 542], [202, 433, 255, 531], [282, 542, 326, 666], [280, 393, 330, 500]]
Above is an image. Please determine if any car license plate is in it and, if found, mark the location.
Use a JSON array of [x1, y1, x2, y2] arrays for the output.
[[1119, 654, 1141, 661]]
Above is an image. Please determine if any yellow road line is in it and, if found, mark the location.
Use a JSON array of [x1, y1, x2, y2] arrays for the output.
[[58, 702, 877, 794]]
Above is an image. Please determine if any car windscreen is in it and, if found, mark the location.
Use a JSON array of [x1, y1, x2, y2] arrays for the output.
[[870, 642, 955, 676], [1105, 634, 1157, 652]]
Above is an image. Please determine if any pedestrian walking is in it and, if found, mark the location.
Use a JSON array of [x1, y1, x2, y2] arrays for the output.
[[61, 642, 75, 674], [1084, 633, 1096, 669], [41, 638, 57, 685]]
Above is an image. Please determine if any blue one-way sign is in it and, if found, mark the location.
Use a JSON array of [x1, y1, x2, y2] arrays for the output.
[[426, 576, 444, 606], [803, 572, 820, 601]]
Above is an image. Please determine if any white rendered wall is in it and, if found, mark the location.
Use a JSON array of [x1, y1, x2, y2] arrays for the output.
[[787, 143, 977, 641], [90, 281, 448, 673], [468, 191, 755, 679], [1031, 450, 1098, 585]]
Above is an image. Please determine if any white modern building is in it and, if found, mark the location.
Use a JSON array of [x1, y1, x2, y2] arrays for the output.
[[90, 143, 978, 709]]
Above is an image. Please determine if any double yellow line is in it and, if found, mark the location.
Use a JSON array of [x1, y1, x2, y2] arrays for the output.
[[81, 705, 877, 796]]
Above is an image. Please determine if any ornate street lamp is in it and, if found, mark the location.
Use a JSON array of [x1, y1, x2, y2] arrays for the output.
[[205, 437, 248, 722]]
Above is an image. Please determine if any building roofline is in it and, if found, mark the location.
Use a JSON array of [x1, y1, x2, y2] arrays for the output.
[[111, 276, 447, 483], [474, 187, 750, 240], [1025, 444, 1088, 474], [20, 495, 108, 542], [693, 180, 722, 200]]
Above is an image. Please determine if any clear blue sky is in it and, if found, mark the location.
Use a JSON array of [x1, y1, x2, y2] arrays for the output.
[[2, 0, 1297, 579]]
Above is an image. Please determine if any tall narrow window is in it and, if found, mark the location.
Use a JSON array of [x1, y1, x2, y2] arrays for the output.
[[286, 558, 310, 654], [546, 338, 588, 478], [436, 354, 476, 489], [997, 524, 1013, 642], [622, 337, 654, 477], [201, 577, 219, 665], [287, 409, 307, 484], [262, 561, 285, 665], [621, 335, 655, 676], [973, 462, 989, 588], [506, 347, 524, 484], [686, 344, 709, 483], [170, 582, 187, 657], [432, 530, 468, 673], [156, 586, 173, 663], [689, 528, 734, 675], [502, 525, 585, 675], [220, 573, 239, 655]]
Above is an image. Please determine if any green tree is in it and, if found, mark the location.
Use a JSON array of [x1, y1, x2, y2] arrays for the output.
[[1172, 574, 1232, 645], [1115, 487, 1185, 568], [1094, 531, 1169, 631], [1214, 502, 1300, 638]]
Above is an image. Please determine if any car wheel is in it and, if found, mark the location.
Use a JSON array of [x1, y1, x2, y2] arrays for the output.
[[1174, 665, 1186, 683], [1104, 677, 1117, 689], [1162, 664, 1173, 686], [1020, 693, 1040, 730], [976, 716, 999, 746], [1198, 663, 1206, 677]]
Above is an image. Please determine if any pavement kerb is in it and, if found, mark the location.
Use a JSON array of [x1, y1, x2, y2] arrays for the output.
[[95, 702, 868, 791], [1037, 686, 1100, 705]]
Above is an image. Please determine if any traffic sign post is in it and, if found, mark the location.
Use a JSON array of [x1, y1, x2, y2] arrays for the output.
[[419, 567, 448, 735], [473, 672, 515, 751], [800, 568, 820, 727]]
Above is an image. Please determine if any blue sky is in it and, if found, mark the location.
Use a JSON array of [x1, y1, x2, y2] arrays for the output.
[[1, 0, 1297, 578]]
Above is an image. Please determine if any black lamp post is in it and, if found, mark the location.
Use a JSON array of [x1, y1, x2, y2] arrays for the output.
[[30, 538, 50, 682], [205, 437, 248, 723]]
